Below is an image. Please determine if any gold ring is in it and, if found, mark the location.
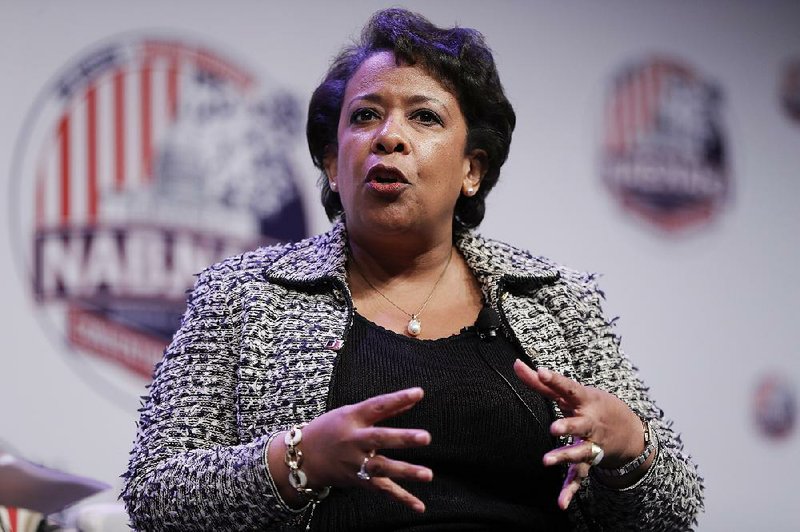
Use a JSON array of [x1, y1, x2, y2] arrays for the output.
[[588, 441, 604, 466]]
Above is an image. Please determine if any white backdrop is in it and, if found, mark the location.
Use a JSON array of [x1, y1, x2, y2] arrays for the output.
[[1, 1, 799, 530]]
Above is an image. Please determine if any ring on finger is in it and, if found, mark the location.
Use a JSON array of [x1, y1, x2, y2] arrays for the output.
[[356, 449, 376, 481], [587, 441, 604, 466]]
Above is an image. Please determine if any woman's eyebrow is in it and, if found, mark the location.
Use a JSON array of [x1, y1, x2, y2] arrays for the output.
[[404, 94, 447, 108], [346, 93, 450, 115]]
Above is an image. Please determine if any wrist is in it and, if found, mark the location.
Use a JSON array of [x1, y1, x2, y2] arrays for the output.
[[593, 418, 657, 479], [283, 424, 331, 502], [266, 431, 307, 509]]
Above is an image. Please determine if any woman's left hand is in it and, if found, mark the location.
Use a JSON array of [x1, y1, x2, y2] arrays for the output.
[[513, 360, 645, 510]]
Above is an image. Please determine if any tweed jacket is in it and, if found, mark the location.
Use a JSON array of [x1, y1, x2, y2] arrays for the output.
[[122, 222, 703, 531]]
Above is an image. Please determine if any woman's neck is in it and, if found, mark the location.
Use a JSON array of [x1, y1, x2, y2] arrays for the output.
[[346, 225, 455, 282]]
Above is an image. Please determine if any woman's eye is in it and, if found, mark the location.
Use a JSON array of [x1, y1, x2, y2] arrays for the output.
[[411, 110, 443, 125], [350, 108, 379, 123]]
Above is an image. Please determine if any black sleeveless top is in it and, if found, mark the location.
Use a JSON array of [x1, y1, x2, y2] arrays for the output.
[[312, 311, 571, 531]]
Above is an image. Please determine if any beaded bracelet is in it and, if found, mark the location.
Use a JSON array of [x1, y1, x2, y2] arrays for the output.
[[593, 418, 657, 478], [284, 425, 331, 502]]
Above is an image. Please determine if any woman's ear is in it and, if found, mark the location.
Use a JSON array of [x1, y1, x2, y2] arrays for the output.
[[323, 145, 338, 191], [462, 149, 488, 197]]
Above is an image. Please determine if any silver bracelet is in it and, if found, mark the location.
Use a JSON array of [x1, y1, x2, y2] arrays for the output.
[[284, 425, 331, 502], [593, 419, 657, 478]]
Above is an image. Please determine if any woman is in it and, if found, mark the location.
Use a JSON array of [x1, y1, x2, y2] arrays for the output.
[[123, 8, 703, 531]]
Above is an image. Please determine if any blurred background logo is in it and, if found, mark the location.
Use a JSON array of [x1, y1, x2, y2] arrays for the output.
[[754, 373, 796, 440], [780, 58, 800, 124], [10, 35, 308, 402], [601, 56, 730, 232]]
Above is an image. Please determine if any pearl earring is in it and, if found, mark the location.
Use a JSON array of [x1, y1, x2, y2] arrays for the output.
[[330, 181, 338, 192], [464, 185, 476, 197]]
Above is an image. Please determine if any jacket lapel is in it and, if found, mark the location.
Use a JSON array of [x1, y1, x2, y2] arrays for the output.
[[455, 231, 582, 428], [455, 231, 575, 370]]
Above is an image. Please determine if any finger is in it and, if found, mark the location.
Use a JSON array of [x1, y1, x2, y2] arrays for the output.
[[558, 464, 581, 510], [356, 427, 431, 450], [543, 440, 595, 467], [513, 359, 551, 393], [357, 387, 425, 425], [513, 360, 570, 404], [558, 463, 589, 510], [369, 476, 427, 513], [550, 416, 593, 440], [535, 367, 586, 409], [365, 455, 434, 483]]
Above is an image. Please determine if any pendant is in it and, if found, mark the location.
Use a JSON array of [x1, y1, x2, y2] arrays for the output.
[[407, 316, 422, 336]]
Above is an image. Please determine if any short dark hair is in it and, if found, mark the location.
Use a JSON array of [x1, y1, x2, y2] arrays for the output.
[[306, 8, 516, 230]]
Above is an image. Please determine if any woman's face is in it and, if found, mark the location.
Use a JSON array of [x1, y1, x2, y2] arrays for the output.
[[325, 51, 484, 241]]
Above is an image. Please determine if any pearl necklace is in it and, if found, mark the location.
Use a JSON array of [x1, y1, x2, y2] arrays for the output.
[[350, 249, 453, 337]]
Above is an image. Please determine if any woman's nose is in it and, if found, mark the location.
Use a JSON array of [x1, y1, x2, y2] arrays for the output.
[[371, 119, 408, 155]]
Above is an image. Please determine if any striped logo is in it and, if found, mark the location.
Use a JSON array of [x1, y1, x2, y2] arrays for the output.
[[10, 35, 307, 404], [601, 57, 730, 232]]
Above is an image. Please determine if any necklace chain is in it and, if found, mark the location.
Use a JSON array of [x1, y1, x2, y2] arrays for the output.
[[350, 248, 453, 336]]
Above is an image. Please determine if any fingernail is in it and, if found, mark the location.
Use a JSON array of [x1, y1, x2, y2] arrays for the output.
[[414, 431, 430, 444], [539, 367, 552, 380], [408, 387, 424, 399], [543, 455, 557, 466], [417, 468, 433, 481], [414, 502, 426, 513]]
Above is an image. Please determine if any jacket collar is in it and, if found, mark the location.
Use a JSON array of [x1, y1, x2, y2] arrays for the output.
[[454, 230, 560, 290], [263, 221, 560, 292], [263, 221, 350, 286]]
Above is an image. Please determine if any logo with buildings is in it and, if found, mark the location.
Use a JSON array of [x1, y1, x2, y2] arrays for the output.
[[10, 35, 308, 403], [780, 58, 800, 124], [601, 57, 730, 232], [753, 373, 796, 440]]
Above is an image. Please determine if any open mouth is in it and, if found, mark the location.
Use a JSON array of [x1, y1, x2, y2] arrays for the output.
[[366, 165, 408, 185]]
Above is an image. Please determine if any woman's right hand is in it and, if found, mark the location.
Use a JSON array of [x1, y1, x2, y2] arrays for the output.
[[267, 387, 433, 512]]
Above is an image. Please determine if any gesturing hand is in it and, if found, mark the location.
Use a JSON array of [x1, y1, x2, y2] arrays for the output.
[[272, 387, 433, 513], [513, 360, 644, 510]]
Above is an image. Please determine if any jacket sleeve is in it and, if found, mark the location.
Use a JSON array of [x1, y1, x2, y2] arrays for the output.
[[121, 263, 306, 531], [561, 272, 705, 532]]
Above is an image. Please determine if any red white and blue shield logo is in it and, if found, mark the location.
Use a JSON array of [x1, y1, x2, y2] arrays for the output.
[[9, 35, 308, 404]]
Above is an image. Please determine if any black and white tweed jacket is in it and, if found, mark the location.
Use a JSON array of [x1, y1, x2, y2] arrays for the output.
[[122, 222, 703, 531]]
